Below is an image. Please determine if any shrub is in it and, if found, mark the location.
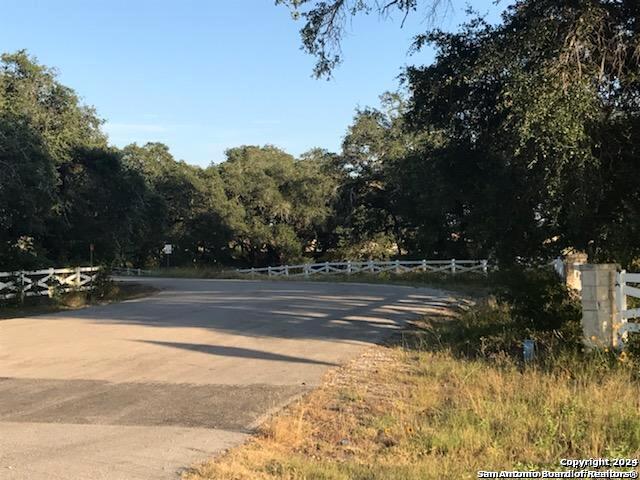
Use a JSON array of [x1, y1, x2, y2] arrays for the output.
[[416, 267, 583, 361], [492, 267, 582, 333], [90, 267, 117, 299]]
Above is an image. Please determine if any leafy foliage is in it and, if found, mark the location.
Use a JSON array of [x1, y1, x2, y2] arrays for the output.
[[402, 0, 640, 264], [220, 145, 336, 265], [276, 0, 452, 78], [1, 0, 639, 273], [493, 268, 582, 334]]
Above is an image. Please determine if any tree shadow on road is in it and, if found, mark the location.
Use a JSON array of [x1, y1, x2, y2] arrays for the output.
[[134, 340, 338, 366], [40, 282, 470, 367]]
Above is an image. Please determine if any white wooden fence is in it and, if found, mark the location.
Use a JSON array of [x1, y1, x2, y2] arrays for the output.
[[616, 270, 640, 345], [0, 267, 101, 300], [112, 267, 154, 276], [237, 259, 489, 277]]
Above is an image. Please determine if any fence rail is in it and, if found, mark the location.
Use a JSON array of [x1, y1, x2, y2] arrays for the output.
[[112, 267, 154, 277], [237, 259, 489, 277], [616, 270, 640, 346], [0, 267, 101, 300]]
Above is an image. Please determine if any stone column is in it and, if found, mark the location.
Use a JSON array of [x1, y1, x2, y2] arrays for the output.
[[564, 252, 588, 291], [578, 264, 620, 348]]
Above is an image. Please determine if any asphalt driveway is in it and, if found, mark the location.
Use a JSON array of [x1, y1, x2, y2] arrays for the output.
[[0, 278, 458, 479]]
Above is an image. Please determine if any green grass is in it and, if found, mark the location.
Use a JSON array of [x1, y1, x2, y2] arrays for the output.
[[184, 302, 640, 480]]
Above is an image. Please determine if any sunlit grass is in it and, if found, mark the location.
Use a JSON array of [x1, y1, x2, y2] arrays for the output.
[[184, 305, 640, 480], [0, 281, 157, 319]]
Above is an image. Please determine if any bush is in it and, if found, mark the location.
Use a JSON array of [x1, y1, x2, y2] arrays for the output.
[[415, 267, 583, 362], [90, 267, 117, 299], [492, 267, 582, 333]]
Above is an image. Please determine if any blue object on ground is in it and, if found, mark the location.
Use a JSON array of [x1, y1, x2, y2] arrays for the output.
[[523, 339, 535, 362]]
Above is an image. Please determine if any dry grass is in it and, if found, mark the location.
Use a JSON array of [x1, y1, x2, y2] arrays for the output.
[[0, 281, 157, 319], [184, 313, 640, 480]]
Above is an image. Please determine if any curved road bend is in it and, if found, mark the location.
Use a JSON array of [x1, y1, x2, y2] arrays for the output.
[[0, 277, 460, 480]]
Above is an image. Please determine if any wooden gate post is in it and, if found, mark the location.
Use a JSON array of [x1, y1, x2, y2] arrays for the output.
[[579, 264, 620, 348]]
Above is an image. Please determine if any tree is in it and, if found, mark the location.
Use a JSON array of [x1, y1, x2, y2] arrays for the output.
[[219, 145, 336, 265], [122, 143, 233, 267], [51, 147, 150, 265], [0, 51, 106, 163], [276, 0, 452, 77], [0, 112, 56, 268], [328, 93, 427, 259], [403, 0, 640, 264], [2, 4, 638, 272], [0, 51, 112, 268]]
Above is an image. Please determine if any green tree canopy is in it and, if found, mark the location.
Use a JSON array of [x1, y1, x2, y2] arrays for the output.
[[403, 0, 640, 263], [219, 145, 336, 265]]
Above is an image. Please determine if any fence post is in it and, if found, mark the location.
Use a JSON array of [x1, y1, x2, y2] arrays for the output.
[[325, 261, 329, 274], [347, 261, 352, 275], [304, 265, 309, 278], [268, 266, 272, 277], [617, 270, 627, 335], [19, 271, 25, 304], [482, 260, 488, 275], [394, 259, 400, 274], [421, 259, 427, 272], [48, 268, 54, 297], [250, 267, 255, 277], [76, 266, 81, 288], [450, 259, 456, 274], [285, 265, 289, 276], [579, 264, 620, 349]]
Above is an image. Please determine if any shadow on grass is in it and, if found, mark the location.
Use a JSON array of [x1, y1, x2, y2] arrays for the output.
[[0, 281, 158, 320], [397, 303, 636, 385], [396, 301, 591, 371]]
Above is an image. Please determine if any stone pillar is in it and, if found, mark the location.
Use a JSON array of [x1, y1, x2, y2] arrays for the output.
[[578, 264, 620, 348], [564, 252, 588, 291]]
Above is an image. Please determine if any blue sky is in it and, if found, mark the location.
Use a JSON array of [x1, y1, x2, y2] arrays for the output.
[[1, 0, 509, 166]]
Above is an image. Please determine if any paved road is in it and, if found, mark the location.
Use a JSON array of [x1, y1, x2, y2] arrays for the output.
[[0, 278, 458, 479]]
